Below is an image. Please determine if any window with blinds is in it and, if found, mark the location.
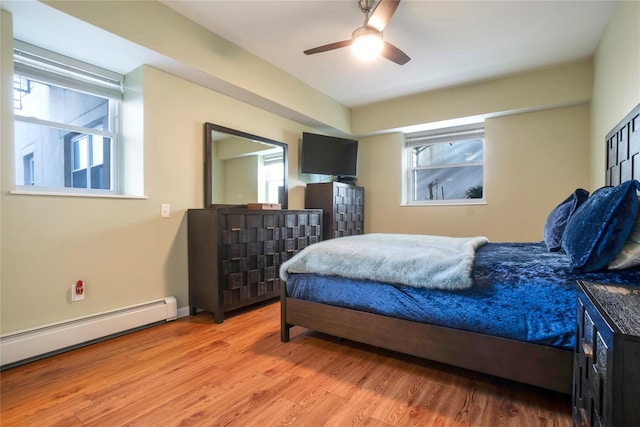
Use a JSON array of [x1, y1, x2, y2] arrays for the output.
[[404, 124, 485, 205], [13, 40, 123, 194]]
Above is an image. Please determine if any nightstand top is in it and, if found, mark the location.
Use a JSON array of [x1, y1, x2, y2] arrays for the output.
[[579, 281, 640, 336]]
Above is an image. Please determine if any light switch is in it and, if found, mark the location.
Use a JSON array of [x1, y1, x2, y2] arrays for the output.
[[161, 203, 171, 218]]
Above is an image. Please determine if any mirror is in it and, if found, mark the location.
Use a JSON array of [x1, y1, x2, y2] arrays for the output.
[[204, 123, 288, 208]]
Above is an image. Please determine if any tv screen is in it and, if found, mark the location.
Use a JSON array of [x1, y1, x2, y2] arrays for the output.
[[300, 132, 358, 178]]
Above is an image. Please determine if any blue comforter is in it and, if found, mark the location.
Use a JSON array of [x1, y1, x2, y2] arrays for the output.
[[285, 241, 640, 350]]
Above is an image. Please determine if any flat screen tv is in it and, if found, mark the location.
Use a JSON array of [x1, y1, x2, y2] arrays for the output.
[[300, 132, 358, 179]]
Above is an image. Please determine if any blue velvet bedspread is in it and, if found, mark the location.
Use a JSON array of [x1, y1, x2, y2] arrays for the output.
[[285, 242, 640, 350]]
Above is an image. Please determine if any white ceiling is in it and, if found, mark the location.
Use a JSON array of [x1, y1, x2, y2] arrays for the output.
[[4, 0, 615, 113], [160, 0, 615, 107]]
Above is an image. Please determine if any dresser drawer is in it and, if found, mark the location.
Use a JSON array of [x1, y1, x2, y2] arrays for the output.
[[573, 282, 640, 427], [576, 296, 609, 426], [188, 208, 322, 323], [305, 182, 364, 241]]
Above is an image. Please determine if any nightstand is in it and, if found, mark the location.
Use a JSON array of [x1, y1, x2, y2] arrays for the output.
[[573, 281, 640, 427]]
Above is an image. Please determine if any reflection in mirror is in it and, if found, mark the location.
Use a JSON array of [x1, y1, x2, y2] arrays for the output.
[[204, 123, 288, 208]]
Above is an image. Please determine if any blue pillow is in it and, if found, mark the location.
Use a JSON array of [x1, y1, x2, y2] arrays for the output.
[[562, 180, 640, 272], [543, 189, 589, 251]]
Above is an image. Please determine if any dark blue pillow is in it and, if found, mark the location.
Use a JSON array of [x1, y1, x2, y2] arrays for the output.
[[543, 189, 589, 251], [562, 180, 640, 272]]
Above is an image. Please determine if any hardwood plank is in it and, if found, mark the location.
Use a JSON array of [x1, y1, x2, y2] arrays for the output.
[[288, 390, 350, 426], [0, 301, 572, 426], [222, 396, 303, 427], [124, 381, 228, 426]]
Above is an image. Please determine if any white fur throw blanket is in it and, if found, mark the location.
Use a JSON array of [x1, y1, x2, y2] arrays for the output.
[[280, 233, 489, 290]]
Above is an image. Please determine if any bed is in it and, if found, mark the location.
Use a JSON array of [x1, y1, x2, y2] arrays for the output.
[[280, 103, 640, 394]]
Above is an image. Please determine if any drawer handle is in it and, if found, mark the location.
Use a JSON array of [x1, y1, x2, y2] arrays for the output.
[[231, 228, 241, 231], [231, 257, 241, 261], [582, 342, 593, 358], [578, 407, 589, 427], [266, 226, 274, 230]]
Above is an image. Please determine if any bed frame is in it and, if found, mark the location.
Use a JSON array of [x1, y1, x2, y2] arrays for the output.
[[280, 103, 640, 395], [606, 103, 640, 185], [281, 288, 573, 393]]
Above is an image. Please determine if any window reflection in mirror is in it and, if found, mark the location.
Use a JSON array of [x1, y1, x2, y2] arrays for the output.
[[204, 123, 288, 208]]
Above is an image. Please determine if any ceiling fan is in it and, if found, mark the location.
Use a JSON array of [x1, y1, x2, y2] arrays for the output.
[[303, 0, 410, 65]]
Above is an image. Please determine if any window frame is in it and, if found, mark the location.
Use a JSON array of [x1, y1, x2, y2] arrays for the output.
[[262, 152, 285, 204], [403, 124, 486, 206], [12, 40, 123, 197]]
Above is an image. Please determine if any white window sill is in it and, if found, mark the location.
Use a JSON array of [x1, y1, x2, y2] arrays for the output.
[[10, 189, 148, 200], [401, 199, 487, 207]]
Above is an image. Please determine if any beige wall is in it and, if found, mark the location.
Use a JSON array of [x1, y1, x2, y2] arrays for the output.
[[43, 0, 351, 134], [224, 156, 259, 204], [590, 0, 640, 189], [0, 53, 313, 332], [0, 11, 11, 330], [1, 0, 639, 336], [358, 105, 590, 241], [352, 60, 593, 136], [355, 0, 639, 241], [350, 59, 596, 243]]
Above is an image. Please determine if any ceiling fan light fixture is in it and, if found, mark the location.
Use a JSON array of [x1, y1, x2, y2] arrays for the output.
[[351, 26, 384, 61]]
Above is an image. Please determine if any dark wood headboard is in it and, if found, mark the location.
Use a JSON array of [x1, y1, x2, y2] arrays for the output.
[[606, 103, 640, 185]]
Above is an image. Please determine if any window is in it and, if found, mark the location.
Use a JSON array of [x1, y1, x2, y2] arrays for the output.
[[23, 152, 34, 186], [13, 40, 123, 195], [404, 124, 485, 205], [263, 153, 284, 204], [68, 132, 110, 189]]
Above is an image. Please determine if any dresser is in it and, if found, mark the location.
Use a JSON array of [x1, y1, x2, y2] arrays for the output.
[[304, 182, 364, 239], [573, 281, 640, 427], [187, 207, 322, 323]]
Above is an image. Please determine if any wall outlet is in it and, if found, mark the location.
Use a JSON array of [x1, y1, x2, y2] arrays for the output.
[[161, 203, 171, 218], [71, 281, 85, 302]]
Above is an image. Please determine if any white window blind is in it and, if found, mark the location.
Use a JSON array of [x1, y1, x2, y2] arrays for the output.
[[405, 124, 485, 147], [13, 40, 123, 100]]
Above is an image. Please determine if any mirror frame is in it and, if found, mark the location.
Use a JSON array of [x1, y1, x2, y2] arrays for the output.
[[203, 122, 288, 209]]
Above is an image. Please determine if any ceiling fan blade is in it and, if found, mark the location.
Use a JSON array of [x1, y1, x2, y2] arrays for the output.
[[367, 0, 400, 32], [304, 40, 352, 55], [381, 41, 410, 65]]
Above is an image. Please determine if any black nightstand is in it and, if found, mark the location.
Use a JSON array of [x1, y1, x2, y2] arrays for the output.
[[573, 281, 640, 427]]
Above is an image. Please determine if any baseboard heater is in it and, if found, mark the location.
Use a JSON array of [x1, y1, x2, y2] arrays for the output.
[[0, 296, 177, 369]]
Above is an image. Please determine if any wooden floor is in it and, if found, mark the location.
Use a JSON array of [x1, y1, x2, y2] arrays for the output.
[[1, 301, 572, 426]]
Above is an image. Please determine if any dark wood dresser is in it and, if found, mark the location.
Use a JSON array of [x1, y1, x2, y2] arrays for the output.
[[574, 281, 640, 427], [187, 207, 322, 323], [304, 182, 364, 239]]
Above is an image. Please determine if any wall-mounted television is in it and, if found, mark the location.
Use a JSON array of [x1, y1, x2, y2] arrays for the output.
[[300, 132, 359, 179]]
